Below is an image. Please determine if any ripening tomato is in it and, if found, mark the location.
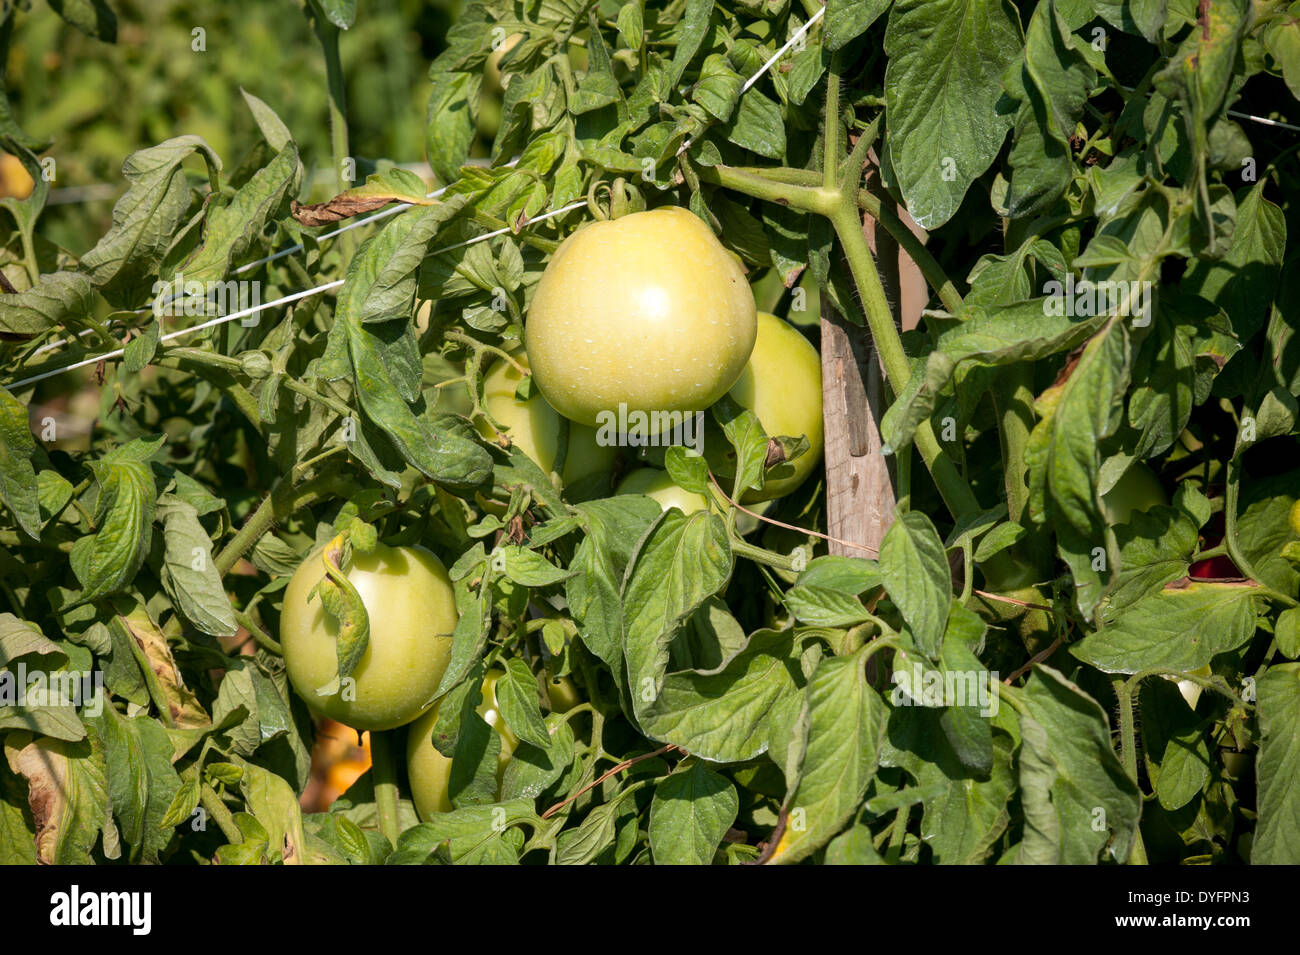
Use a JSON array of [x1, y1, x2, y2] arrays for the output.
[[281, 544, 458, 732], [476, 355, 617, 484], [0, 153, 34, 200], [1189, 555, 1241, 579], [616, 467, 708, 514], [708, 311, 823, 502], [1100, 462, 1167, 525], [406, 670, 518, 820], [524, 207, 757, 428]]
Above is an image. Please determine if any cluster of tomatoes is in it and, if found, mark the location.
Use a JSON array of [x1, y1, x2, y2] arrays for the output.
[[280, 206, 825, 818]]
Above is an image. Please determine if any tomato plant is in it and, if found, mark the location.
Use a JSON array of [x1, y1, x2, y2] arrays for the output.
[[1, 0, 1298, 870]]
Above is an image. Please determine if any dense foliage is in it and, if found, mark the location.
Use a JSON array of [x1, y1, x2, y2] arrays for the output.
[[1, 0, 1298, 865]]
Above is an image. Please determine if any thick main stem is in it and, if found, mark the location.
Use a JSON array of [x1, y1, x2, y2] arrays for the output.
[[369, 730, 402, 846], [200, 784, 243, 845], [830, 205, 980, 519]]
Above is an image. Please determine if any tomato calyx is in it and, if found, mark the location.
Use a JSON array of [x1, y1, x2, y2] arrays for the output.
[[586, 176, 645, 221]]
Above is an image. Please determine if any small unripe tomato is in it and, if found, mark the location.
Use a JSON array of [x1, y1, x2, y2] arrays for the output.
[[485, 33, 522, 92], [1166, 665, 1212, 710], [476, 355, 616, 484], [616, 467, 708, 514], [1100, 463, 1166, 525], [525, 207, 757, 428], [406, 670, 518, 819], [546, 674, 581, 713], [280, 544, 458, 732], [708, 311, 823, 502]]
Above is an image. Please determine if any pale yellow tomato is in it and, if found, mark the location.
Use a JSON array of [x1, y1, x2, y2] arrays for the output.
[[1100, 463, 1167, 525], [524, 207, 757, 428], [406, 670, 518, 819], [616, 467, 709, 514], [281, 544, 457, 732], [476, 355, 617, 484], [712, 311, 823, 502]]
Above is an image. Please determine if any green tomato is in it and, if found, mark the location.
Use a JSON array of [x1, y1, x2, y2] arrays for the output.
[[406, 670, 518, 819], [280, 544, 457, 732], [616, 467, 709, 514], [1167, 664, 1212, 710], [1100, 462, 1167, 525], [546, 674, 581, 713], [525, 207, 757, 428], [476, 355, 617, 484], [709, 311, 823, 502]]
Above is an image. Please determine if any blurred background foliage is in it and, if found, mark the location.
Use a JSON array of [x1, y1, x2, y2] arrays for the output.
[[3, 0, 466, 255]]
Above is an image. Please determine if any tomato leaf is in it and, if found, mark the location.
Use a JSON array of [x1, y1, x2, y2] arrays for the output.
[[1252, 664, 1300, 864], [770, 648, 885, 865], [880, 510, 950, 659], [1073, 581, 1260, 674], [883, 0, 1022, 229], [1015, 665, 1142, 864], [648, 760, 738, 865], [495, 658, 551, 750], [622, 508, 733, 730]]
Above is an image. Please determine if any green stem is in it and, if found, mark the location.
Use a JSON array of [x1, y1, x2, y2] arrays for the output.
[[1113, 675, 1138, 781], [823, 52, 842, 190], [165, 346, 357, 421], [369, 730, 402, 846], [838, 114, 880, 188], [1110, 674, 1148, 865], [696, 162, 823, 210], [849, 186, 962, 313], [1225, 458, 1272, 594], [17, 219, 40, 286], [703, 164, 965, 314], [830, 204, 980, 519], [214, 473, 341, 576], [235, 609, 282, 654], [200, 784, 243, 845], [1125, 667, 1242, 708], [730, 537, 800, 572], [445, 329, 529, 375]]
